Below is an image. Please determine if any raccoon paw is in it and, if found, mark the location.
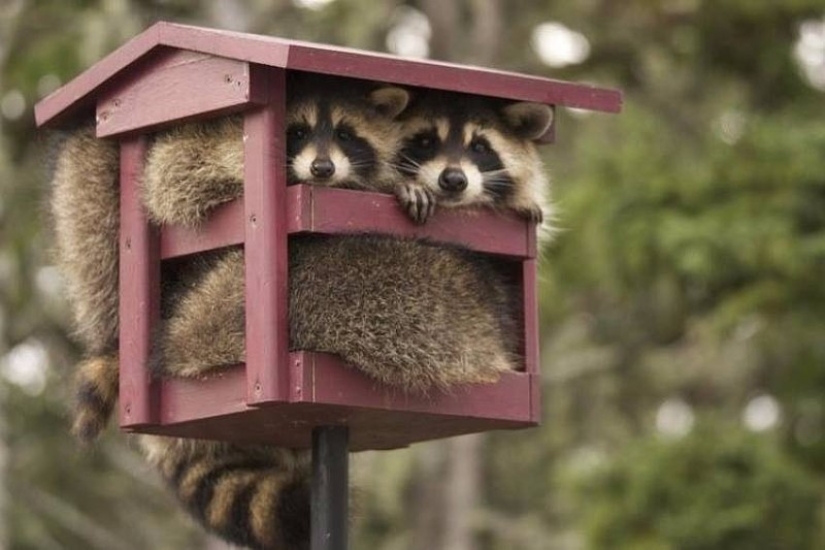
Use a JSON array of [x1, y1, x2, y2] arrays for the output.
[[514, 203, 544, 224], [396, 182, 436, 224]]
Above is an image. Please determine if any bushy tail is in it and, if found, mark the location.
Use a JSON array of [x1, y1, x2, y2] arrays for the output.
[[141, 436, 311, 550], [71, 354, 119, 443]]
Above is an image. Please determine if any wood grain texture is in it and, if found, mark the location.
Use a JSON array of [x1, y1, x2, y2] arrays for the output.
[[243, 66, 290, 405], [96, 48, 259, 137], [159, 185, 536, 260], [118, 137, 161, 429]]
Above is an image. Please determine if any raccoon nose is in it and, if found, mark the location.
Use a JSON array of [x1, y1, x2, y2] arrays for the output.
[[439, 168, 467, 193], [310, 158, 335, 179]]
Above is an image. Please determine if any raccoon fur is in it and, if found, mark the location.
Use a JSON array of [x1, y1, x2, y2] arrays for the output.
[[49, 126, 120, 355], [394, 90, 553, 226], [139, 436, 311, 550], [47, 127, 125, 441]]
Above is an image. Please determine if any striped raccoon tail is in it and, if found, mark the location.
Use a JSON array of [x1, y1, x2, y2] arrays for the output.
[[140, 436, 311, 550], [71, 353, 119, 443]]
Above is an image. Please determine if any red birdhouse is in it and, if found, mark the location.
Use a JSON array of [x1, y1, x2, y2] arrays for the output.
[[36, 22, 622, 451]]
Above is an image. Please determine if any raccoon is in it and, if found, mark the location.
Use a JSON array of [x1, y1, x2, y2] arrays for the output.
[[394, 91, 553, 226], [142, 73, 410, 228]]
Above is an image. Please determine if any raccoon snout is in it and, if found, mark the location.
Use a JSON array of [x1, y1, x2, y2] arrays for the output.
[[439, 168, 468, 193], [310, 158, 335, 179]]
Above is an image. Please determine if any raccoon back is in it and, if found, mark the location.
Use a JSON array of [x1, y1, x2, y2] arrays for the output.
[[158, 235, 521, 392]]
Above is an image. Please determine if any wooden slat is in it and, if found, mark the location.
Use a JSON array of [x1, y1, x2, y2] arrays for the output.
[[290, 185, 536, 259], [293, 352, 534, 421], [140, 402, 533, 451], [96, 48, 259, 137], [154, 352, 535, 424], [159, 366, 248, 423], [34, 25, 163, 128], [160, 199, 245, 259], [522, 258, 541, 422], [159, 184, 536, 260], [243, 66, 290, 405], [118, 137, 160, 428]]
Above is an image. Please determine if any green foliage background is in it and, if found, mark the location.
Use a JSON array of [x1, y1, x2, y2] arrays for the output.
[[1, 0, 824, 548]]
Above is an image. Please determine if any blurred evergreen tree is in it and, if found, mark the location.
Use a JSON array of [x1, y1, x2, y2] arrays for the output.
[[571, 423, 822, 550]]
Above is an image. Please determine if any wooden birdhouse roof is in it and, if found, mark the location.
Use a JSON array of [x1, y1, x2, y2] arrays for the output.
[[35, 21, 622, 135]]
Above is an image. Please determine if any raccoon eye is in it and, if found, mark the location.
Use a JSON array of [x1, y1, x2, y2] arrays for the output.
[[288, 126, 309, 141], [335, 128, 353, 142], [470, 139, 491, 154], [413, 135, 434, 149]]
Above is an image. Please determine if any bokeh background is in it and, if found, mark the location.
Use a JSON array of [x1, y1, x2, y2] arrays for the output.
[[2, 0, 825, 548]]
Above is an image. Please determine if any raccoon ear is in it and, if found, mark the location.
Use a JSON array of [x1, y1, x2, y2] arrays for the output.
[[369, 87, 411, 119], [501, 102, 554, 141]]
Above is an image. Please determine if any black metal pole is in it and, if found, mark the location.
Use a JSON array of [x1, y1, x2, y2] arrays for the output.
[[311, 425, 349, 550]]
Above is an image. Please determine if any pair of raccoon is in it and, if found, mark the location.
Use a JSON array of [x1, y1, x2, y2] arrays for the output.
[[51, 73, 552, 550], [144, 74, 551, 228]]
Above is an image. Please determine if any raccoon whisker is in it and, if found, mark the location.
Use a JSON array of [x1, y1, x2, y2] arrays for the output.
[[396, 153, 424, 169], [389, 161, 423, 174], [481, 169, 510, 177], [347, 161, 378, 169], [482, 178, 515, 190]]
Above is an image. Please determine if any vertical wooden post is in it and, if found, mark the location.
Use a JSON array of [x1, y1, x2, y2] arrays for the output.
[[119, 136, 160, 428], [523, 223, 541, 422], [244, 65, 290, 405], [311, 426, 349, 550]]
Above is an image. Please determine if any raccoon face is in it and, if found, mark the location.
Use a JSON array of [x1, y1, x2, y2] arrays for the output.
[[396, 99, 553, 213], [395, 93, 553, 223], [286, 86, 410, 190]]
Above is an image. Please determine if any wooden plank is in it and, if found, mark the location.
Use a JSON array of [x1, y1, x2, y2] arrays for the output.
[[293, 352, 535, 422], [137, 403, 533, 451], [292, 185, 534, 260], [160, 199, 245, 259], [96, 48, 259, 137], [153, 352, 534, 423], [522, 258, 541, 422], [243, 65, 290, 405], [159, 366, 248, 423], [34, 25, 162, 128], [118, 137, 161, 428], [159, 185, 534, 260]]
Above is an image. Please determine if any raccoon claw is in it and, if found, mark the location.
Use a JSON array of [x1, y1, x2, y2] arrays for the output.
[[396, 183, 435, 224], [515, 203, 544, 224]]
